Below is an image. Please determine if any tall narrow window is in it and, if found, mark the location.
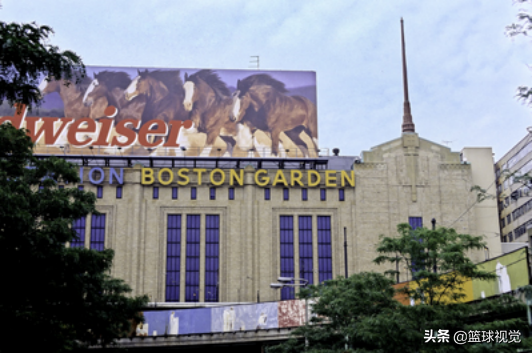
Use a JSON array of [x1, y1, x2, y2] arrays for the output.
[[228, 187, 235, 200], [166, 215, 181, 302], [283, 188, 289, 201], [191, 187, 197, 200], [299, 216, 313, 285], [172, 187, 178, 200], [90, 214, 106, 251], [280, 216, 295, 300], [409, 216, 423, 279], [205, 215, 219, 302], [71, 217, 86, 248], [116, 186, 122, 199], [302, 188, 308, 201], [339, 189, 345, 201], [97, 186, 103, 199], [185, 215, 201, 302], [318, 216, 333, 282], [265, 188, 271, 200], [153, 186, 159, 199], [320, 188, 326, 201], [210, 187, 216, 200]]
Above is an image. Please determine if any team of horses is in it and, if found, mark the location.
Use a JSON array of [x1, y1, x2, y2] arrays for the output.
[[38, 70, 318, 157]]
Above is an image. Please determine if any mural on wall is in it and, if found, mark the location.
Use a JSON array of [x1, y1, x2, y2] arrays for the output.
[[211, 303, 278, 332], [0, 66, 317, 158]]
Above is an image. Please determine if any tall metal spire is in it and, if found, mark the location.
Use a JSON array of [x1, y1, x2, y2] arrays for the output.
[[401, 18, 415, 133]]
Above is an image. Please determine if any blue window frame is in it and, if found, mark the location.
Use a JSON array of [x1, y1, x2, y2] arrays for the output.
[[265, 188, 271, 200], [166, 215, 181, 302], [185, 215, 200, 302], [172, 187, 178, 200], [191, 187, 197, 200], [90, 214, 106, 251], [229, 187, 235, 200], [318, 216, 332, 282], [302, 188, 308, 201], [339, 189, 345, 201], [320, 188, 326, 201], [205, 215, 219, 302], [97, 186, 103, 198], [71, 217, 86, 248], [299, 216, 313, 285], [210, 187, 216, 200], [116, 186, 122, 199], [153, 186, 159, 199], [283, 188, 289, 201], [280, 216, 295, 300]]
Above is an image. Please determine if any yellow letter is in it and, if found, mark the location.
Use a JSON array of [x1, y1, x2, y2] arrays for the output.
[[177, 168, 190, 186], [307, 170, 321, 187], [210, 168, 225, 186], [230, 169, 244, 186], [290, 170, 304, 187], [255, 169, 270, 186], [158, 168, 174, 185], [272, 170, 288, 186], [341, 170, 355, 187], [325, 170, 337, 187], [193, 168, 207, 185], [141, 168, 154, 185]]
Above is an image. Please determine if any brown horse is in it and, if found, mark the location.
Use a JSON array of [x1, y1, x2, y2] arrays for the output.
[[230, 74, 318, 157], [83, 71, 146, 122], [125, 70, 188, 124], [183, 70, 236, 155], [38, 76, 93, 118]]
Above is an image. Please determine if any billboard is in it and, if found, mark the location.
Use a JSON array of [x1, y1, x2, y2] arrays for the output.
[[0, 66, 317, 158]]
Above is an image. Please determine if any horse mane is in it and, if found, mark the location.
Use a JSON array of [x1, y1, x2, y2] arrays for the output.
[[237, 74, 288, 96], [75, 75, 93, 93], [187, 70, 231, 98], [139, 70, 183, 94], [94, 71, 131, 90]]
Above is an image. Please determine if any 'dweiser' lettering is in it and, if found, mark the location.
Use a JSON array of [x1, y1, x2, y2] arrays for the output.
[[140, 168, 355, 188]]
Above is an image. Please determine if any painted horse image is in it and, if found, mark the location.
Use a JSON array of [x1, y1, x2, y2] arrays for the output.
[[182, 70, 236, 156], [230, 74, 318, 157], [38, 76, 93, 118]]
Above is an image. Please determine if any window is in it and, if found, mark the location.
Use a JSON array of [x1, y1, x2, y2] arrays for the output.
[[166, 215, 181, 302], [205, 215, 219, 302], [116, 186, 122, 199], [318, 216, 332, 282], [191, 187, 197, 200], [320, 188, 326, 201], [302, 188, 308, 201], [153, 186, 159, 199], [97, 186, 103, 198], [280, 216, 295, 300], [78, 185, 84, 191], [509, 232, 514, 242], [299, 216, 313, 285], [210, 187, 216, 200], [71, 217, 86, 248], [185, 215, 200, 302], [228, 187, 235, 200], [507, 214, 512, 225], [339, 189, 345, 201], [90, 214, 106, 251], [58, 185, 64, 189], [172, 187, 178, 200], [265, 188, 271, 200], [283, 188, 289, 201], [409, 217, 423, 229]]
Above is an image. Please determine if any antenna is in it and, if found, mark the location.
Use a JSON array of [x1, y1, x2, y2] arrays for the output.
[[249, 56, 259, 70], [442, 140, 454, 147]]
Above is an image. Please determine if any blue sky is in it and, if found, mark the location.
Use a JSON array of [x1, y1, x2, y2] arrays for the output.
[[3, 0, 532, 161]]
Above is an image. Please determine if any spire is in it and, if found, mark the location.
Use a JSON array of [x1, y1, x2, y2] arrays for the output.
[[401, 18, 415, 133]]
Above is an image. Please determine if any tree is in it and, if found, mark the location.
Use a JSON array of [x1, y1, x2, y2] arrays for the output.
[[270, 224, 531, 352], [0, 114, 147, 350], [0, 21, 85, 110]]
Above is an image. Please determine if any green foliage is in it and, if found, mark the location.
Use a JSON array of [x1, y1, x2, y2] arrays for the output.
[[374, 223, 496, 305], [0, 21, 85, 109], [0, 124, 147, 351]]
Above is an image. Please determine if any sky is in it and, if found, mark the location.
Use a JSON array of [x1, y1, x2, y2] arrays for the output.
[[3, 0, 532, 161]]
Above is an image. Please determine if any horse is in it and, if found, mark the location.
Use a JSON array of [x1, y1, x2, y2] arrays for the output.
[[230, 74, 318, 157], [38, 76, 93, 118], [182, 70, 236, 156]]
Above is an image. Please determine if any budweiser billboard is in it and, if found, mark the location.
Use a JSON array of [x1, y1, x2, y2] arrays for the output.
[[0, 66, 317, 158]]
